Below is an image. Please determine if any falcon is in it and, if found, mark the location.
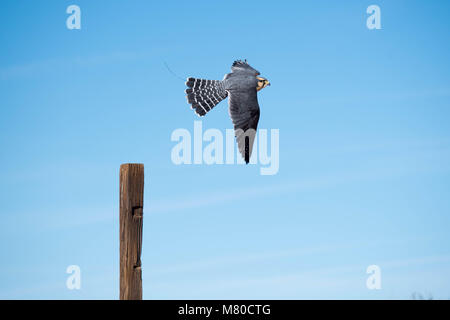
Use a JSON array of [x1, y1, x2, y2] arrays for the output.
[[185, 60, 270, 164]]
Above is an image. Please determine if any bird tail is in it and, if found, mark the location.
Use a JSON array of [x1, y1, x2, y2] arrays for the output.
[[185, 78, 228, 117]]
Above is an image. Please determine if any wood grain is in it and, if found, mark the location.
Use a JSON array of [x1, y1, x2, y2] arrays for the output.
[[120, 163, 144, 300]]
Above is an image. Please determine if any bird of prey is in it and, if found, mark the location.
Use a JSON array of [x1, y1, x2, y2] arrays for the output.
[[185, 60, 270, 163]]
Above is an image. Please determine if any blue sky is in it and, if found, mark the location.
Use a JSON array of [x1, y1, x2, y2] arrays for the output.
[[1, 0, 450, 299]]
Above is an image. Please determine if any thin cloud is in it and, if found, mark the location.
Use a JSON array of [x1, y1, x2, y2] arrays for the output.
[[147, 151, 450, 215], [145, 253, 450, 299], [145, 243, 353, 276], [0, 51, 151, 80]]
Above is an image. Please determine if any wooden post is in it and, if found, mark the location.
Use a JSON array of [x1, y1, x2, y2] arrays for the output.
[[120, 163, 144, 300]]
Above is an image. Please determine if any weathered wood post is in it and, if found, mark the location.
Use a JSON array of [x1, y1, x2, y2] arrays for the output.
[[120, 163, 144, 300]]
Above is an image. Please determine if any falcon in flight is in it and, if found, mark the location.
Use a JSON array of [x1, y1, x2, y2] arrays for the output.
[[185, 60, 270, 163]]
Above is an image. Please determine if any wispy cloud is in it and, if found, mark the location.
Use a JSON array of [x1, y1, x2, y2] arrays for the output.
[[0, 51, 151, 80], [4, 138, 449, 232], [147, 147, 450, 214], [145, 253, 450, 299], [145, 243, 353, 276], [300, 87, 450, 105]]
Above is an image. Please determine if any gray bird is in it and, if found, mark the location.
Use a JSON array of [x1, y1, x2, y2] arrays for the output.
[[185, 60, 270, 163]]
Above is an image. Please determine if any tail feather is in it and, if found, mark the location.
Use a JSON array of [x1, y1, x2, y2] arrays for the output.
[[185, 78, 228, 116]]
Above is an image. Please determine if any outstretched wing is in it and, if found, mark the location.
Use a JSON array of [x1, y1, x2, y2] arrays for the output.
[[228, 88, 260, 163], [231, 59, 260, 76]]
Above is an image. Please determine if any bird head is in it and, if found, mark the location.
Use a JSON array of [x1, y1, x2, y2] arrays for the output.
[[256, 76, 270, 91]]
